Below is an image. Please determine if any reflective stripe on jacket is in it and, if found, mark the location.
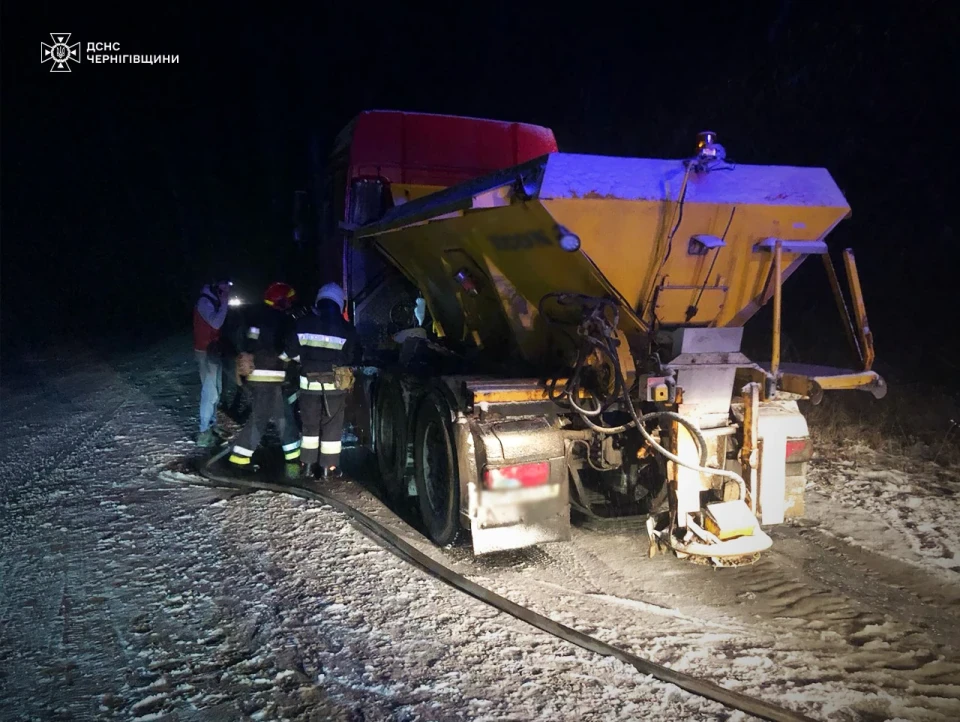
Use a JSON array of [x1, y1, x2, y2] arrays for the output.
[[292, 300, 358, 374]]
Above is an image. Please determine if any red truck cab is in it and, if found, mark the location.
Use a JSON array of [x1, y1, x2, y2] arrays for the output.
[[318, 110, 558, 345]]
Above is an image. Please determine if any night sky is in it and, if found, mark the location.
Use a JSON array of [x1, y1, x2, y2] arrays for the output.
[[1, 4, 955, 382]]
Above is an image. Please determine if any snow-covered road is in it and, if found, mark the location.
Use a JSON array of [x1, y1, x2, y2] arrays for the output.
[[1, 338, 958, 721]]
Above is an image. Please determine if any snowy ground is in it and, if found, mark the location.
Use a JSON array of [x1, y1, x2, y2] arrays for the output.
[[807, 441, 960, 577], [1, 337, 958, 721]]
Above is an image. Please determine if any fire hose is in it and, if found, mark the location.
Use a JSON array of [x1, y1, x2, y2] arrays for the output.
[[167, 455, 813, 722]]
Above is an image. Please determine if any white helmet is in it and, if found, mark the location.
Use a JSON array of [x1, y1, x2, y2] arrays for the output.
[[316, 282, 346, 312]]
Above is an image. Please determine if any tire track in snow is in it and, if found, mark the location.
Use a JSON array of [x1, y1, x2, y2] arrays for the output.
[[0, 409, 133, 718], [533, 533, 960, 720], [0, 346, 192, 720], [330, 473, 960, 720]]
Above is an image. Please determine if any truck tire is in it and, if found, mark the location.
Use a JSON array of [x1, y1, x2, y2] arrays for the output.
[[374, 378, 408, 503], [413, 392, 462, 547]]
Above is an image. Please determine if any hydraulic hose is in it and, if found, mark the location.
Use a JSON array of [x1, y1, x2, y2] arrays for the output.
[[577, 410, 709, 469], [621, 385, 747, 503], [547, 291, 748, 502]]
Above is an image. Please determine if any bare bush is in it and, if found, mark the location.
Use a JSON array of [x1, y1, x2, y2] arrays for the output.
[[802, 384, 959, 467]]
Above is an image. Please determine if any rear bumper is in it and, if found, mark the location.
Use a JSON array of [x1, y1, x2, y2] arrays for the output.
[[468, 479, 571, 554], [455, 415, 570, 555], [470, 514, 571, 555]]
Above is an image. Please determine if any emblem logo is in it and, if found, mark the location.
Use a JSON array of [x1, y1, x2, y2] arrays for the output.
[[41, 34, 81, 72]]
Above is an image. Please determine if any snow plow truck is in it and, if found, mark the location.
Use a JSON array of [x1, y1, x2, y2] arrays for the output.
[[307, 110, 885, 561]]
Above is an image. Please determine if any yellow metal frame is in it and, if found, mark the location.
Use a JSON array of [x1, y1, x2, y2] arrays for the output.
[[735, 364, 887, 403], [821, 249, 874, 372], [822, 253, 861, 366], [771, 240, 783, 378], [759, 237, 881, 401], [778, 370, 887, 403], [470, 384, 589, 404], [843, 249, 874, 371], [739, 382, 760, 515]]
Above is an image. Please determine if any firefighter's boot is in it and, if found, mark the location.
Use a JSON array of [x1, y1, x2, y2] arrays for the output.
[[285, 461, 308, 482], [321, 465, 342, 480], [197, 430, 218, 448]]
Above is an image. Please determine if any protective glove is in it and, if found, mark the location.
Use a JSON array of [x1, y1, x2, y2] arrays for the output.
[[236, 352, 255, 378]]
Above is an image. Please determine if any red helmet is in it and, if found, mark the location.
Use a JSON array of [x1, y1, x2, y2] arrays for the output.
[[263, 282, 297, 310]]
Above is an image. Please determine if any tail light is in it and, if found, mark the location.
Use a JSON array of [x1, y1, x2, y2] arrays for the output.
[[454, 268, 479, 296], [785, 438, 810, 463], [483, 462, 550, 490]]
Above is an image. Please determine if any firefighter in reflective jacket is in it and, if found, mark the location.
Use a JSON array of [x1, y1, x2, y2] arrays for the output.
[[227, 282, 302, 472], [291, 283, 358, 479], [282, 298, 312, 428]]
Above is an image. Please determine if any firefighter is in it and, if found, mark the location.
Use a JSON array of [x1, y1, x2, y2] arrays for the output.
[[291, 283, 359, 480], [282, 297, 312, 430], [226, 282, 302, 473], [194, 279, 232, 448]]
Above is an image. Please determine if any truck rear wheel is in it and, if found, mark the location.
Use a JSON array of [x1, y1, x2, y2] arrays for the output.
[[413, 393, 462, 547], [374, 378, 408, 503]]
